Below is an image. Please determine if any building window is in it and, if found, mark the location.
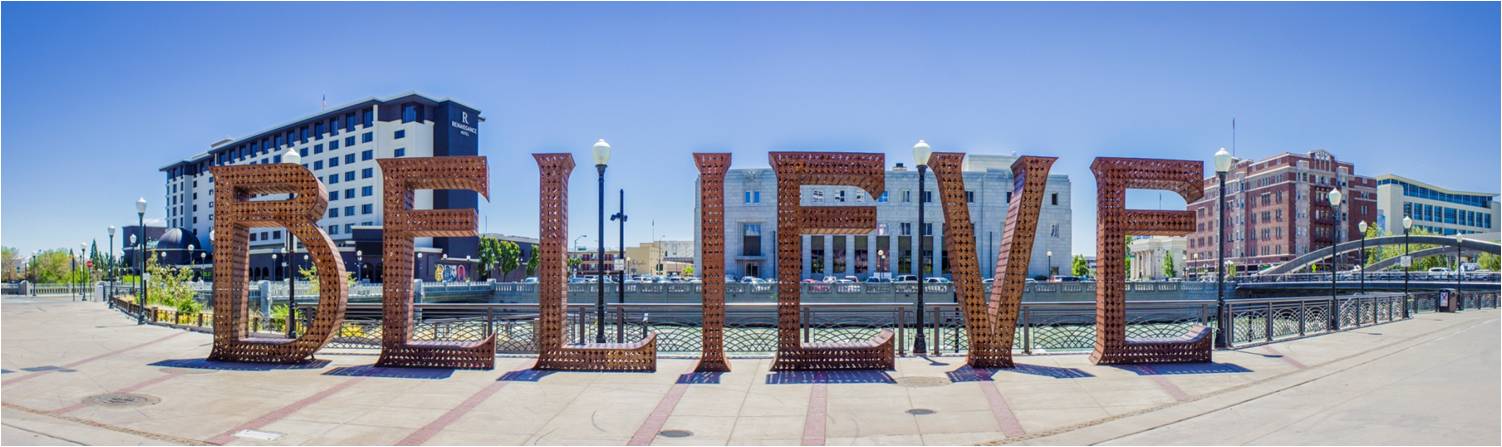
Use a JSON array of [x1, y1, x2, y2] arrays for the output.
[[903, 190, 912, 203], [394, 130, 406, 140], [346, 114, 356, 131], [344, 188, 354, 198], [329, 157, 339, 168], [836, 190, 846, 202], [330, 191, 338, 201], [362, 168, 373, 179], [345, 154, 356, 164], [344, 172, 355, 182], [330, 140, 339, 150], [362, 132, 373, 143], [900, 223, 912, 236], [328, 174, 339, 184], [345, 136, 355, 146], [313, 160, 323, 170], [742, 224, 762, 256], [362, 204, 373, 215], [965, 191, 975, 203], [812, 190, 824, 202], [877, 191, 888, 203], [330, 208, 339, 218], [394, 148, 405, 157], [362, 150, 374, 161], [401, 104, 417, 123], [362, 186, 373, 197], [300, 148, 309, 157], [1051, 193, 1059, 206], [362, 110, 373, 127]]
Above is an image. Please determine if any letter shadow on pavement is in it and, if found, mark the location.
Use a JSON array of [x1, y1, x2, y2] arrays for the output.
[[324, 365, 455, 380], [947, 364, 1094, 382], [677, 372, 725, 384], [766, 370, 896, 385], [498, 369, 557, 382], [1113, 363, 1252, 376], [151, 358, 330, 371]]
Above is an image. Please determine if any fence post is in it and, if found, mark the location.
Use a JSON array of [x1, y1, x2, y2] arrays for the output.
[[1265, 302, 1274, 343], [1022, 307, 1032, 355], [1298, 301, 1306, 337], [803, 307, 812, 343], [897, 306, 906, 356], [486, 307, 495, 338]]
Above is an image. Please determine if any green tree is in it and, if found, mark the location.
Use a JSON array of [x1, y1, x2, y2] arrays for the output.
[[145, 254, 199, 314], [1162, 254, 1177, 278], [1479, 252, 1500, 272], [1071, 254, 1089, 277], [478, 237, 502, 280], [526, 252, 539, 276], [567, 256, 582, 275], [682, 265, 695, 277], [497, 241, 521, 279], [2, 247, 21, 282]]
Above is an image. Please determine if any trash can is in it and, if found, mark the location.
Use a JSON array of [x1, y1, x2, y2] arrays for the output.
[[1439, 289, 1460, 313]]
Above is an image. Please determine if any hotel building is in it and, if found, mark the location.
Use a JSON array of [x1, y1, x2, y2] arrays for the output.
[[696, 154, 1072, 280], [1185, 149, 1377, 275], [158, 93, 483, 281]]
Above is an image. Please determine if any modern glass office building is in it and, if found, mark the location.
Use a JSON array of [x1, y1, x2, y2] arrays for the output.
[[1375, 174, 1498, 236]]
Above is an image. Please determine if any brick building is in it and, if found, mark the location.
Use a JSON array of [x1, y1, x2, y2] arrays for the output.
[[1186, 149, 1376, 276]]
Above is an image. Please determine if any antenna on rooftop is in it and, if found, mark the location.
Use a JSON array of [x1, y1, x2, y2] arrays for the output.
[[1232, 117, 1237, 157]]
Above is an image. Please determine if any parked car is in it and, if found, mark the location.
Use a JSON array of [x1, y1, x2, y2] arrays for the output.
[[521, 277, 539, 284], [820, 276, 839, 283], [924, 277, 952, 284], [838, 275, 859, 283], [1051, 275, 1082, 282], [801, 279, 818, 284], [1427, 267, 1453, 279], [739, 276, 763, 284], [893, 275, 919, 284]]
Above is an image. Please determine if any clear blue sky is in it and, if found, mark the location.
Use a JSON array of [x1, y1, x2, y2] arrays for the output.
[[4, 2, 1498, 257]]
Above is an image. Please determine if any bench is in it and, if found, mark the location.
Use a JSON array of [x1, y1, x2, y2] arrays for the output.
[[771, 329, 895, 371]]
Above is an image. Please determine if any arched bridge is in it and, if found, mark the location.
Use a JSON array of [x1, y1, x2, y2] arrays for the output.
[[1257, 235, 1500, 276]]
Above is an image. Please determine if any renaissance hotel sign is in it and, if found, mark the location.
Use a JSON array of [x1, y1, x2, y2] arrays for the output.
[[207, 151, 1211, 371]]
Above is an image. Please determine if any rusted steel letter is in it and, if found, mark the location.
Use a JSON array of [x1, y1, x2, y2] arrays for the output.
[[532, 153, 657, 371], [930, 153, 1056, 368], [769, 152, 894, 371], [376, 156, 495, 369], [694, 153, 732, 372], [1089, 157, 1210, 364], [209, 164, 347, 363]]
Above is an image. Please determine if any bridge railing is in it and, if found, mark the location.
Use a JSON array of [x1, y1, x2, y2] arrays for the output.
[[1241, 271, 1501, 283], [1225, 290, 1498, 348]]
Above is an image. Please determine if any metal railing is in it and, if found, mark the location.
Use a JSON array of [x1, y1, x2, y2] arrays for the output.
[[1240, 271, 1501, 283], [1224, 291, 1499, 348], [296, 299, 1215, 356]]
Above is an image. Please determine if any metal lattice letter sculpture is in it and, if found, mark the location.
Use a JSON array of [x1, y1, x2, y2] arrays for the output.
[[930, 153, 1055, 368], [208, 164, 347, 363], [770, 152, 894, 371], [532, 153, 657, 372], [1089, 157, 1211, 364], [693, 153, 732, 373], [375, 157, 496, 369]]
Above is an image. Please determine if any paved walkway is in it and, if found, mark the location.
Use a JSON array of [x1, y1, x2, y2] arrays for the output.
[[1, 295, 1496, 445]]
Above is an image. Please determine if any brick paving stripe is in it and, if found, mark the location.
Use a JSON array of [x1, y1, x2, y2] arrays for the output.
[[801, 383, 828, 446], [974, 369, 1026, 437], [207, 378, 364, 445], [627, 382, 690, 445], [397, 380, 508, 446], [3, 331, 185, 386], [50, 371, 182, 415]]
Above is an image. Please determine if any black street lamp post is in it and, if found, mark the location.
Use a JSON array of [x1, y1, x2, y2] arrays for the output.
[[912, 140, 932, 356], [283, 148, 301, 338], [70, 248, 77, 301], [593, 139, 611, 344], [1327, 188, 1343, 330], [1357, 220, 1367, 295], [1402, 216, 1411, 317], [610, 188, 628, 342], [107, 226, 116, 307], [1213, 148, 1235, 347], [136, 197, 147, 325]]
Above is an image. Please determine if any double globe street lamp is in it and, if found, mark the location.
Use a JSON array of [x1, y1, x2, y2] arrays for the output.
[[136, 197, 148, 325]]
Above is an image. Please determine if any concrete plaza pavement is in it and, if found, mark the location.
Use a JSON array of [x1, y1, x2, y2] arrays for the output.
[[1, 294, 1497, 445]]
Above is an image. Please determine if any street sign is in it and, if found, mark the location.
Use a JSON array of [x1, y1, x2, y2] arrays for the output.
[[1400, 255, 1412, 267]]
